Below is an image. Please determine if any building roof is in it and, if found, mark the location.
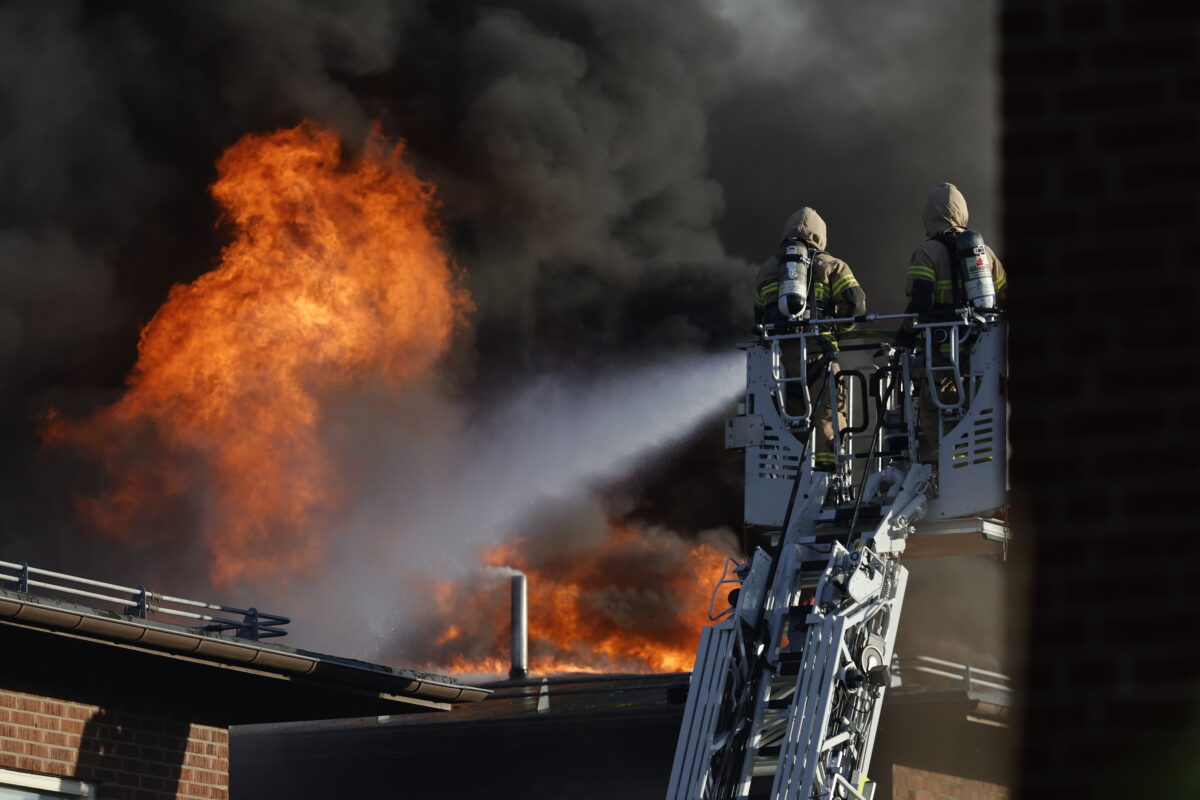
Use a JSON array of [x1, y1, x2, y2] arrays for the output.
[[231, 666, 1013, 799], [0, 586, 488, 725]]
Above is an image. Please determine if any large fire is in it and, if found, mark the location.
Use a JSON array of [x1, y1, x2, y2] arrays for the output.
[[43, 121, 470, 584], [414, 521, 737, 675]]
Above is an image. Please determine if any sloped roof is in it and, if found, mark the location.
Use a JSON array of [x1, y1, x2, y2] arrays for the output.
[[0, 586, 488, 724]]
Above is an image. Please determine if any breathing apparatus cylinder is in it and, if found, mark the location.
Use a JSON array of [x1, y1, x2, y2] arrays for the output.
[[955, 230, 996, 310], [776, 238, 811, 320]]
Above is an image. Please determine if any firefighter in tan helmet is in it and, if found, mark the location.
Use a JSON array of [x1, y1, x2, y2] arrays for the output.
[[755, 207, 866, 471], [902, 182, 1008, 462]]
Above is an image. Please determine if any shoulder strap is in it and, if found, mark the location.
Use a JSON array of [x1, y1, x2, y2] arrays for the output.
[[932, 231, 964, 308], [808, 248, 828, 317]]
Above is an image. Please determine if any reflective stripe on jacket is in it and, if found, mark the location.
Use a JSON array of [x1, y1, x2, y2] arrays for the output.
[[757, 252, 866, 346], [905, 183, 1007, 310]]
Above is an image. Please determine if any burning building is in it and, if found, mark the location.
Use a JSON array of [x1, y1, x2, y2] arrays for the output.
[[0, 1, 1043, 799]]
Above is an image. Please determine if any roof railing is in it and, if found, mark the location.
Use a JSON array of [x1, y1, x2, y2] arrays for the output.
[[0, 559, 289, 640], [891, 654, 1010, 699]]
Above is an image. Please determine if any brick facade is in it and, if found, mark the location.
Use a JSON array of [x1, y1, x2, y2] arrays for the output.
[[1002, 1, 1200, 797], [893, 764, 1009, 800], [0, 688, 228, 800]]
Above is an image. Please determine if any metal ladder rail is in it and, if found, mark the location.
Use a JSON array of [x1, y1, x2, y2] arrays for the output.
[[668, 545, 777, 800], [730, 543, 864, 798], [737, 472, 928, 799], [769, 553, 906, 800], [739, 478, 929, 799], [667, 621, 739, 799], [668, 466, 831, 799], [720, 472, 830, 797], [846, 565, 908, 791], [733, 558, 833, 798]]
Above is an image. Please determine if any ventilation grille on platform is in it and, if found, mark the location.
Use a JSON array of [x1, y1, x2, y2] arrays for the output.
[[755, 424, 801, 480], [950, 409, 995, 469]]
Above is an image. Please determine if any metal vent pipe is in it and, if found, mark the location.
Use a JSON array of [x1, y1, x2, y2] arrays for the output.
[[509, 573, 528, 680]]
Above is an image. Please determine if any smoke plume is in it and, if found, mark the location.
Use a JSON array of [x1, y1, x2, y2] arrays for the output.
[[274, 351, 744, 657], [1, 0, 1001, 670]]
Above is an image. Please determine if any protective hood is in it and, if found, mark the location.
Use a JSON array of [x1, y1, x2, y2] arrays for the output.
[[780, 207, 827, 250], [922, 182, 969, 237]]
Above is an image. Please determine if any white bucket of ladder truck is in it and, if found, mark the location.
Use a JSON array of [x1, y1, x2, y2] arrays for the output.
[[670, 309, 1007, 800], [724, 311, 1008, 537]]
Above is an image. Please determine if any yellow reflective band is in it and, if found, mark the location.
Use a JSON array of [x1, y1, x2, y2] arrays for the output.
[[814, 453, 835, 463], [907, 265, 936, 281], [995, 273, 1007, 290], [831, 275, 859, 295], [757, 282, 779, 305], [813, 284, 830, 299]]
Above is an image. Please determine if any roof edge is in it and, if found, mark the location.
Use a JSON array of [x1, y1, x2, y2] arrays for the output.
[[0, 587, 489, 705]]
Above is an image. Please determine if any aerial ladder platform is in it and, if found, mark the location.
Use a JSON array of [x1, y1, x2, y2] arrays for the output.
[[668, 308, 1007, 800]]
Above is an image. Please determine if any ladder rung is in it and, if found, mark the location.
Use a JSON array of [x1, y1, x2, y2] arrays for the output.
[[751, 755, 781, 778]]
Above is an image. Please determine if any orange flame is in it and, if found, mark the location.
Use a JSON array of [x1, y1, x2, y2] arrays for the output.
[[44, 120, 471, 584], [414, 521, 736, 675]]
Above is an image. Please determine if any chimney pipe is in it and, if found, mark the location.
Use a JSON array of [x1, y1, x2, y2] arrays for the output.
[[509, 573, 528, 680]]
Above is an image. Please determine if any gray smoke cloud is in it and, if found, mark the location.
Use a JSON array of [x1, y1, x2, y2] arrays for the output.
[[269, 351, 743, 657], [385, 0, 753, 364], [709, 0, 999, 312], [0, 0, 1002, 670]]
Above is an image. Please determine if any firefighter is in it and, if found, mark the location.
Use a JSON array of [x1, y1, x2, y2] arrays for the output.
[[755, 207, 866, 471], [901, 182, 1007, 462]]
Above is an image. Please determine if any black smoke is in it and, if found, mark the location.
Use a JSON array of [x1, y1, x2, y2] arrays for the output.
[[0, 0, 999, 662]]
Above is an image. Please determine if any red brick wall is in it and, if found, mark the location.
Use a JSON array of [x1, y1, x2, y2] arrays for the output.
[[0, 688, 228, 800], [1002, 0, 1200, 797], [893, 764, 1010, 800]]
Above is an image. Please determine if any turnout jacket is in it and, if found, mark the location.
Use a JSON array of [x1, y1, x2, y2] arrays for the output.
[[905, 183, 1007, 313], [755, 207, 866, 347]]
